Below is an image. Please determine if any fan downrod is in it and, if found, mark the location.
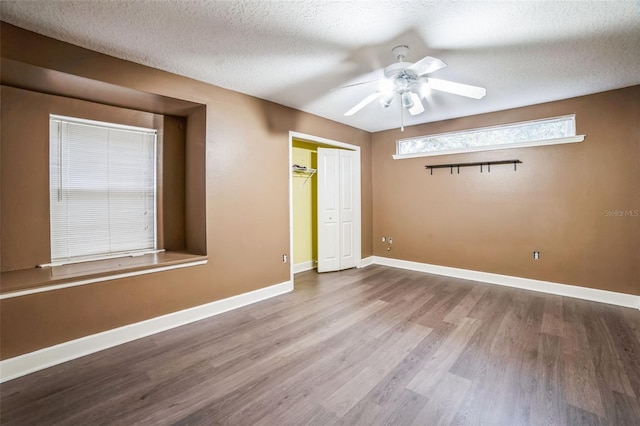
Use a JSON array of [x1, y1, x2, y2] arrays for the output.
[[391, 45, 410, 62]]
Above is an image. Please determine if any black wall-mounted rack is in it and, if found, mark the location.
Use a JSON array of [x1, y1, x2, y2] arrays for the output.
[[425, 159, 522, 175]]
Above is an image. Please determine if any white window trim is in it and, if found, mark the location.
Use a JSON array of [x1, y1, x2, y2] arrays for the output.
[[393, 114, 585, 159]]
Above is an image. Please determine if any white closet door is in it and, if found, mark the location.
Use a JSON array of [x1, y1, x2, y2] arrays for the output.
[[339, 149, 357, 269], [317, 148, 357, 272], [317, 148, 340, 272]]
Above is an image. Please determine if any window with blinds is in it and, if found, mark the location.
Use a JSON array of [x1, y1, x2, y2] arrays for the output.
[[48, 115, 158, 266]]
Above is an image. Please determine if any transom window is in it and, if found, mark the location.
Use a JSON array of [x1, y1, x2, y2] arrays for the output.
[[395, 115, 583, 159], [47, 115, 158, 266]]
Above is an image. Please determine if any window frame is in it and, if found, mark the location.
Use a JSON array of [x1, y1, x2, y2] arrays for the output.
[[43, 114, 161, 267], [393, 114, 585, 159]]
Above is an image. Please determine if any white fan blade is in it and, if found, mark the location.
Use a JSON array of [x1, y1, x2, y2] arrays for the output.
[[344, 92, 380, 116], [406, 56, 447, 76], [428, 78, 486, 99], [408, 92, 424, 115], [332, 79, 379, 91]]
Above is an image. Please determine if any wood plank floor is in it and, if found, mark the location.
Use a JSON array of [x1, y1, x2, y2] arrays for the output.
[[2, 265, 640, 425]]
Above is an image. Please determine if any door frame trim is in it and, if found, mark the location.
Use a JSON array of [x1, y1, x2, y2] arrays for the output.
[[288, 131, 362, 285]]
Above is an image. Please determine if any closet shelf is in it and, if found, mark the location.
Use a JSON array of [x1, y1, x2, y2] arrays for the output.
[[292, 164, 316, 185]]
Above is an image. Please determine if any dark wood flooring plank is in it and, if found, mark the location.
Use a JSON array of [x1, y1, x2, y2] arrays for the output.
[[413, 283, 473, 329], [513, 294, 545, 425], [451, 292, 542, 426], [442, 283, 488, 325], [367, 320, 457, 408], [449, 289, 511, 380], [176, 326, 379, 425], [142, 299, 390, 424], [321, 322, 431, 417], [406, 317, 479, 397], [236, 336, 384, 425], [622, 307, 640, 343], [487, 293, 542, 426], [602, 307, 640, 400], [113, 291, 388, 424], [412, 372, 471, 426], [1, 334, 163, 415], [183, 283, 394, 375], [244, 326, 416, 425], [198, 294, 427, 424], [582, 304, 638, 426], [334, 395, 383, 426], [365, 284, 434, 338], [451, 353, 512, 425], [371, 389, 427, 426], [611, 390, 640, 425], [531, 333, 567, 426], [566, 403, 603, 426], [1, 365, 153, 425], [541, 294, 564, 337], [488, 292, 541, 359], [247, 265, 381, 320], [301, 405, 341, 426], [562, 299, 606, 418]]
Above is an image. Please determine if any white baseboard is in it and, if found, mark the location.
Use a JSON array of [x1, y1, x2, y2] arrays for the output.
[[359, 256, 375, 268], [0, 280, 293, 383], [373, 256, 640, 310], [293, 261, 316, 274]]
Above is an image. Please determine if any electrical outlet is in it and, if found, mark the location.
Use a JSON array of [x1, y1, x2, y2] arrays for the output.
[[388, 237, 393, 244], [282, 254, 288, 263], [533, 251, 540, 260], [382, 236, 386, 242]]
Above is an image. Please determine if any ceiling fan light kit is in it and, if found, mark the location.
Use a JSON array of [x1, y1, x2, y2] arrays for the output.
[[379, 93, 394, 108], [341, 45, 487, 130], [401, 91, 414, 109]]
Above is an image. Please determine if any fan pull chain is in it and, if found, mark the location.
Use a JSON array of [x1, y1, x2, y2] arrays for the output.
[[400, 103, 405, 132]]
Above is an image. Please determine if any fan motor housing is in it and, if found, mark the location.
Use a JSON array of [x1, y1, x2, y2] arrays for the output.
[[384, 62, 415, 79], [384, 62, 421, 94]]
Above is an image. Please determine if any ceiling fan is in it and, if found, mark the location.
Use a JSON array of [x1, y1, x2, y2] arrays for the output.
[[340, 45, 486, 129]]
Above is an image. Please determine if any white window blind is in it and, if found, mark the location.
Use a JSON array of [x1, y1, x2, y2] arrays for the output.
[[48, 115, 157, 265]]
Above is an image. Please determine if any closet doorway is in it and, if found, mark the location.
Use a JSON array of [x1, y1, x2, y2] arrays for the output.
[[288, 132, 362, 282]]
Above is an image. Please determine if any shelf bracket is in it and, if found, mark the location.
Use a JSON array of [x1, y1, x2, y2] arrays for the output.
[[292, 166, 317, 186]]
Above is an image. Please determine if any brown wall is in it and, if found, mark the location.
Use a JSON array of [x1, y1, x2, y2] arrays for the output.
[[0, 23, 373, 359], [158, 114, 187, 251], [372, 86, 640, 296]]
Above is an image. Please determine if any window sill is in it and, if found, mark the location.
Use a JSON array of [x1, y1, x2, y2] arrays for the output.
[[0, 252, 208, 299]]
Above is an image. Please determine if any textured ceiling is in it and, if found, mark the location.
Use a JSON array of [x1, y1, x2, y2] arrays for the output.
[[2, 1, 639, 132]]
